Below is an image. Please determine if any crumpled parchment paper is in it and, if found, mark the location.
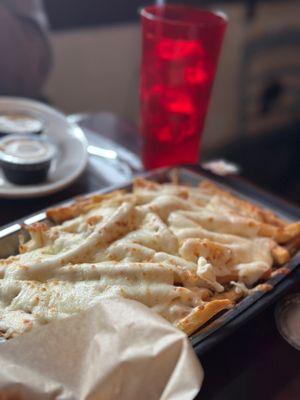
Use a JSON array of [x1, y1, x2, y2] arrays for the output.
[[0, 298, 203, 400]]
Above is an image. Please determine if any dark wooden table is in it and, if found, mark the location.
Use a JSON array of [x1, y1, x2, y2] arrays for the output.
[[198, 280, 300, 400], [0, 112, 299, 399]]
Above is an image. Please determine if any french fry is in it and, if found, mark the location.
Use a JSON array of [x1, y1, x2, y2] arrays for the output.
[[176, 299, 232, 336], [271, 245, 290, 265], [286, 234, 300, 256], [199, 180, 286, 227], [284, 222, 300, 241], [46, 190, 126, 223], [133, 177, 161, 191], [19, 222, 49, 253]]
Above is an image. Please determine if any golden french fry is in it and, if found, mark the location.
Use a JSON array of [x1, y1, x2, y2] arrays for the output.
[[176, 299, 232, 336], [286, 234, 300, 256], [46, 190, 126, 222], [268, 222, 300, 244], [19, 222, 50, 253], [199, 180, 286, 227], [284, 222, 300, 240], [133, 177, 161, 191], [271, 245, 290, 265]]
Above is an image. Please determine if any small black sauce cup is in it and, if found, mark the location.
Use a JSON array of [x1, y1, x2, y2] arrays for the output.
[[0, 135, 56, 185], [0, 112, 44, 137]]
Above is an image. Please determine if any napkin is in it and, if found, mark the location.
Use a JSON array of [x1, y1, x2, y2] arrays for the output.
[[0, 299, 203, 399]]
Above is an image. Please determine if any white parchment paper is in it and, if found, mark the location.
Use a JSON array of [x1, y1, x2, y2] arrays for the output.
[[0, 299, 203, 399]]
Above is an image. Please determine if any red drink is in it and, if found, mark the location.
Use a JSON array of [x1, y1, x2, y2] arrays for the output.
[[140, 5, 227, 169]]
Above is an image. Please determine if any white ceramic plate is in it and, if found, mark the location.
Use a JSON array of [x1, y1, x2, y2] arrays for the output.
[[0, 97, 88, 198]]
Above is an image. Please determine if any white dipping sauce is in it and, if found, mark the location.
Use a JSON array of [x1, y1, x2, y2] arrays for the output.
[[0, 136, 56, 164], [0, 113, 43, 135]]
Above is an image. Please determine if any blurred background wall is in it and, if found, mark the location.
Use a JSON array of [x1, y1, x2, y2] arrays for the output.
[[43, 0, 300, 150], [42, 0, 300, 202]]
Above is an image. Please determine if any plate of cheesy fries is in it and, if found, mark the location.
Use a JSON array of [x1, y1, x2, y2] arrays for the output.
[[0, 166, 299, 348]]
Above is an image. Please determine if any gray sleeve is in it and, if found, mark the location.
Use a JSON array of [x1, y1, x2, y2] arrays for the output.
[[0, 0, 52, 97]]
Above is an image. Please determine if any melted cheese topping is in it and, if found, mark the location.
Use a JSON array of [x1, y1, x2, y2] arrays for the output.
[[0, 178, 297, 338]]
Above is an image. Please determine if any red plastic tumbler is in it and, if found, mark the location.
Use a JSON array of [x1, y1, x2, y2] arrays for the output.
[[140, 5, 227, 169]]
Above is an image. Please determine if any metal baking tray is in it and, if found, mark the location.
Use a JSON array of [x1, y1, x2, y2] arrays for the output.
[[0, 165, 299, 356]]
